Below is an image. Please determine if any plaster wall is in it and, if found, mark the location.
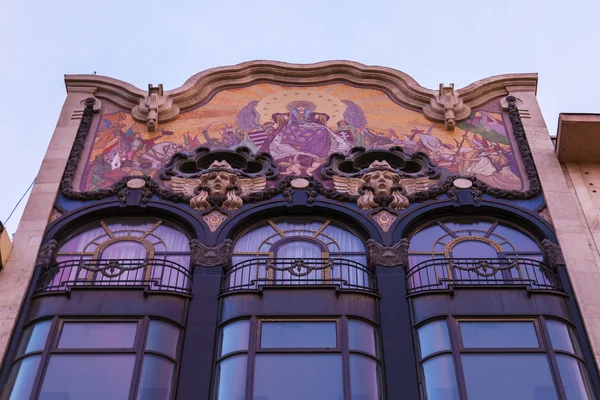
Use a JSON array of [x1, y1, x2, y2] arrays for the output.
[[514, 89, 600, 366], [0, 91, 92, 363]]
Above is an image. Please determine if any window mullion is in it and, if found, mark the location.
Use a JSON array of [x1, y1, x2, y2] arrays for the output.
[[30, 316, 59, 400], [128, 316, 149, 400], [246, 317, 258, 399], [448, 316, 468, 400], [540, 317, 569, 400], [340, 318, 351, 399]]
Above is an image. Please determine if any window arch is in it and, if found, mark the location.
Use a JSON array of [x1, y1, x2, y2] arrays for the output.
[[405, 218, 560, 293], [224, 219, 375, 292], [39, 218, 192, 293]]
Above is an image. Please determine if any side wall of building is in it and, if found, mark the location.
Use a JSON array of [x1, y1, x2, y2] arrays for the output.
[[0, 91, 91, 362], [515, 89, 600, 366]]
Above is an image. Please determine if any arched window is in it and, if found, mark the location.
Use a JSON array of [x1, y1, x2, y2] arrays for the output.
[[39, 218, 192, 293], [405, 218, 559, 293], [224, 219, 375, 292]]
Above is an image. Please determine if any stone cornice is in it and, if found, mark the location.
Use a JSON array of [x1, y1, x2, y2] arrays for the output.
[[64, 60, 538, 131]]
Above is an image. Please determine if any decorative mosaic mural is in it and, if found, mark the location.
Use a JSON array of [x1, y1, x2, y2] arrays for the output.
[[80, 83, 524, 191]]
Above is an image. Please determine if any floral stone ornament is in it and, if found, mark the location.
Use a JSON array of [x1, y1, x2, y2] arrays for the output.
[[170, 160, 266, 211], [333, 160, 430, 210]]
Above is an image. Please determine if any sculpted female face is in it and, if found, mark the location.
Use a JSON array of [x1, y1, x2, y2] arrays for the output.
[[366, 171, 397, 195], [203, 172, 235, 196]]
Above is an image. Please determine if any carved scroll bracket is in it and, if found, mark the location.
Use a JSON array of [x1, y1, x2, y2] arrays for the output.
[[190, 239, 233, 268], [132, 84, 180, 131], [423, 84, 471, 130], [366, 239, 409, 269]]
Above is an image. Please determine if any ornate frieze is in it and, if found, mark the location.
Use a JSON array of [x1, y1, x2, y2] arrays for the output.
[[59, 72, 542, 221], [66, 61, 537, 130]]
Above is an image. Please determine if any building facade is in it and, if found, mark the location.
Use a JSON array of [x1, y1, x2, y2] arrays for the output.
[[0, 61, 599, 399]]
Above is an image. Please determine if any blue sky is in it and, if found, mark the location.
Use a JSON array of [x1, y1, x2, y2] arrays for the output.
[[1, 0, 598, 234]]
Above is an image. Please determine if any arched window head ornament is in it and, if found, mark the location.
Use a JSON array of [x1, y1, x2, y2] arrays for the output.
[[170, 160, 266, 211], [333, 160, 430, 210]]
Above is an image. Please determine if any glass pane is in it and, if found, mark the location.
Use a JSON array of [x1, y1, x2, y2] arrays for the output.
[[409, 225, 447, 252], [39, 354, 135, 400], [101, 241, 148, 260], [136, 355, 175, 400], [17, 320, 51, 356], [444, 220, 493, 234], [58, 322, 137, 349], [321, 224, 366, 253], [547, 320, 576, 354], [214, 355, 247, 400], [348, 320, 377, 356], [58, 225, 106, 253], [422, 354, 459, 400], [233, 225, 277, 253], [253, 354, 343, 400], [556, 355, 593, 400], [146, 320, 180, 358], [451, 241, 498, 258], [492, 224, 540, 252], [460, 321, 539, 348], [5, 355, 41, 400], [417, 320, 451, 358], [462, 354, 558, 400], [220, 320, 250, 356], [261, 321, 336, 348], [350, 354, 381, 399], [276, 241, 321, 258], [151, 224, 190, 252]]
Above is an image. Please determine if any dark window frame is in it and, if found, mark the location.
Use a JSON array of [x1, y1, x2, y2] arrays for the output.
[[414, 316, 596, 400], [214, 316, 383, 400], [3, 316, 182, 400]]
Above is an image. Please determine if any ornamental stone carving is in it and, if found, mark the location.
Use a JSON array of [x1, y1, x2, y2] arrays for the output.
[[132, 84, 179, 131], [190, 239, 233, 268], [424, 84, 471, 130], [35, 240, 58, 269], [163, 147, 279, 211], [66, 62, 537, 134], [541, 239, 565, 269], [366, 239, 409, 268], [331, 160, 432, 210]]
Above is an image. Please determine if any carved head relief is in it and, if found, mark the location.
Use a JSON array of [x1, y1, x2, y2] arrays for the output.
[[171, 160, 266, 211], [334, 160, 429, 210], [362, 162, 399, 196], [201, 162, 238, 196], [162, 148, 278, 211]]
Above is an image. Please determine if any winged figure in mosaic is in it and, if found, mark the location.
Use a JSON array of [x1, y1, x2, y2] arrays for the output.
[[333, 160, 430, 210], [170, 160, 266, 211]]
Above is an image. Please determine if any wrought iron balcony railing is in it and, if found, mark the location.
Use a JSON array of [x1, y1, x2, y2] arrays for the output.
[[222, 257, 377, 293], [35, 259, 192, 295], [405, 258, 562, 294]]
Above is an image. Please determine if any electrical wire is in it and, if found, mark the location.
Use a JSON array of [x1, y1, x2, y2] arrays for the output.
[[3, 179, 36, 226]]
